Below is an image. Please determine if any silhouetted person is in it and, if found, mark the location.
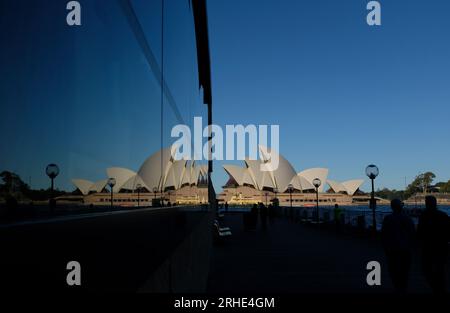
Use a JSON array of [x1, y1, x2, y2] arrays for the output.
[[417, 196, 450, 294], [251, 203, 258, 214], [249, 203, 258, 230], [268, 203, 275, 224], [334, 204, 342, 232], [381, 199, 415, 292], [225, 202, 229, 212], [260, 203, 268, 230]]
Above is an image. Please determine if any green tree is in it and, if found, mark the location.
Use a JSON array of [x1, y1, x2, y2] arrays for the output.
[[0, 170, 68, 201], [405, 171, 436, 199], [422, 172, 436, 191], [375, 188, 405, 201], [0, 171, 30, 195], [437, 180, 450, 193]]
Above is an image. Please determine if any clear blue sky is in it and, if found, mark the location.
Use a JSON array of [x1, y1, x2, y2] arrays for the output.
[[208, 0, 450, 192], [1, 0, 449, 193]]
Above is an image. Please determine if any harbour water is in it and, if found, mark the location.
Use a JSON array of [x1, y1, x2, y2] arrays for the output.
[[224, 205, 450, 231], [324, 205, 450, 231]]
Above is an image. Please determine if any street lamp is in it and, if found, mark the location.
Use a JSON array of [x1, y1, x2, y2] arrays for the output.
[[107, 178, 116, 209], [366, 164, 379, 233], [136, 183, 142, 208], [265, 191, 268, 206], [287, 184, 294, 207], [46, 163, 59, 214], [168, 190, 172, 206], [287, 183, 294, 218], [152, 187, 158, 207], [273, 188, 278, 206], [46, 163, 59, 195], [313, 178, 321, 223]]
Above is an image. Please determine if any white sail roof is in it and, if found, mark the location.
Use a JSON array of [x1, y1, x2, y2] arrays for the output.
[[121, 175, 149, 191], [259, 145, 296, 192], [298, 168, 329, 192], [72, 179, 94, 196], [245, 158, 264, 190], [242, 171, 255, 187], [342, 179, 364, 196], [223, 165, 247, 186], [260, 172, 276, 189], [191, 164, 201, 185], [327, 180, 346, 193], [289, 175, 315, 191], [138, 146, 174, 191], [106, 167, 137, 192], [89, 179, 108, 193]]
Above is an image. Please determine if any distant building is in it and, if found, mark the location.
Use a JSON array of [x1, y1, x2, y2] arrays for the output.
[[218, 145, 365, 206]]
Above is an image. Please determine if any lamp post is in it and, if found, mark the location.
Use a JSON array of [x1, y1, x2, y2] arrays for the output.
[[273, 188, 278, 205], [265, 192, 268, 206], [313, 178, 321, 223], [46, 164, 59, 194], [46, 163, 59, 214], [287, 184, 293, 208], [107, 178, 116, 209], [153, 187, 158, 206], [136, 183, 142, 208], [287, 183, 294, 219], [366, 164, 379, 233]]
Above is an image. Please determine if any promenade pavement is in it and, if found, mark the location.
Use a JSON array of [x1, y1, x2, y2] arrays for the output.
[[207, 212, 448, 293]]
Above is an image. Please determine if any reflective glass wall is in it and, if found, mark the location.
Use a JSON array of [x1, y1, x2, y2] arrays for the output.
[[0, 0, 207, 205]]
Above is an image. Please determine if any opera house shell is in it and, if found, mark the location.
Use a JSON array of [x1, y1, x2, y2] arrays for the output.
[[220, 145, 365, 206], [72, 145, 365, 207], [71, 146, 209, 206]]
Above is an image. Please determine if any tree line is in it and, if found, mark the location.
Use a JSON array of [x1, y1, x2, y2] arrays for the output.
[[0, 171, 69, 202], [375, 172, 450, 201]]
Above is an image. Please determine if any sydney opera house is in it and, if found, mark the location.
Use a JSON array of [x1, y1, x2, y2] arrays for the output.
[[218, 146, 366, 206], [71, 147, 210, 206], [71, 145, 366, 207]]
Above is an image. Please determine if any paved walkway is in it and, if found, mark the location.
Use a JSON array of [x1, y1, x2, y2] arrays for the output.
[[207, 213, 447, 293]]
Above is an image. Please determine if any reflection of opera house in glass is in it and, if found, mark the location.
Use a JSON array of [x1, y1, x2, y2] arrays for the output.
[[218, 146, 366, 206], [71, 147, 209, 206], [70, 145, 367, 207]]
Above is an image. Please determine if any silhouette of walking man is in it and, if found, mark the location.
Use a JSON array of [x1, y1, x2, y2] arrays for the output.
[[334, 204, 343, 232], [417, 195, 450, 294], [260, 202, 268, 230], [381, 199, 415, 292]]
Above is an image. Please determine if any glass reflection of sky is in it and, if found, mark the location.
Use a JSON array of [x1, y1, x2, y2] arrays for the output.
[[0, 0, 206, 191]]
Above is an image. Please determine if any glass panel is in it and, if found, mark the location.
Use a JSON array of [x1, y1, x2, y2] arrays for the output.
[[0, 0, 206, 213]]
